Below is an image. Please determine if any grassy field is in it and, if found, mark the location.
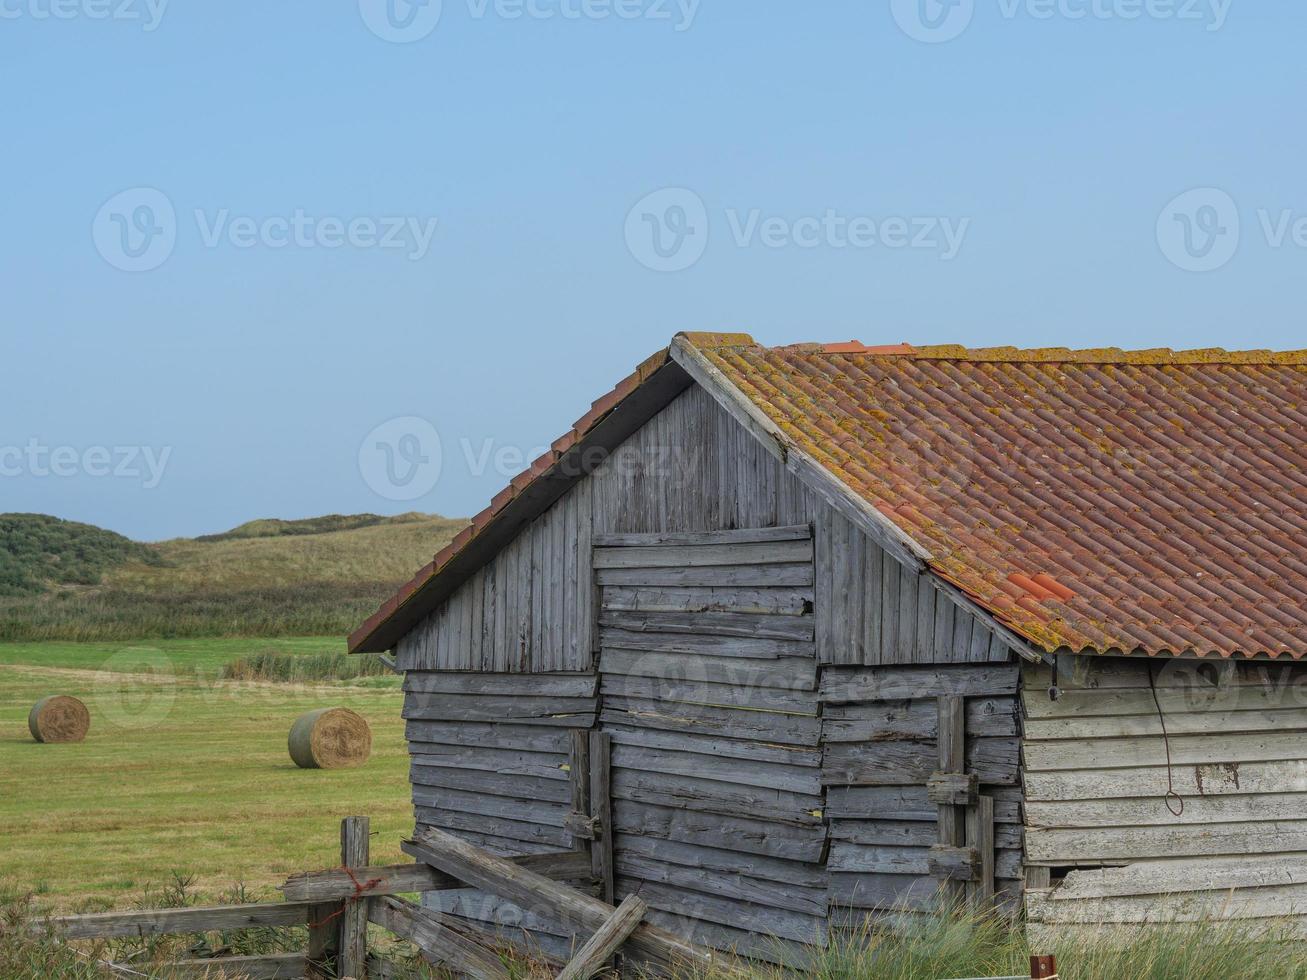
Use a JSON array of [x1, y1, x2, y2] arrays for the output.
[[0, 637, 411, 911], [0, 512, 465, 642]]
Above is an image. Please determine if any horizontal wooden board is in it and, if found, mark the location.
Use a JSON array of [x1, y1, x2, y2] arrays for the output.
[[612, 831, 826, 891], [601, 700, 822, 747], [1026, 708, 1307, 741], [593, 539, 813, 569], [596, 563, 814, 588], [1023, 731, 1307, 771], [1023, 683, 1305, 721], [604, 724, 821, 768], [601, 674, 818, 716], [600, 627, 815, 660], [1029, 658, 1307, 693], [600, 586, 814, 616], [828, 842, 1021, 880], [615, 877, 826, 946], [404, 721, 572, 753], [1024, 758, 1307, 802], [410, 785, 570, 827], [820, 665, 1018, 703], [1026, 792, 1307, 829], [611, 768, 823, 827], [404, 672, 598, 698], [1026, 820, 1307, 863], [404, 692, 595, 727], [414, 806, 573, 849], [600, 649, 817, 692], [1043, 855, 1307, 900], [594, 525, 812, 548], [600, 608, 814, 640], [410, 762, 572, 803], [828, 872, 939, 912], [825, 785, 1022, 824], [407, 743, 566, 781], [1026, 882, 1307, 924], [823, 737, 1020, 786], [611, 800, 826, 863], [612, 742, 822, 796], [830, 819, 1022, 850], [639, 905, 815, 968], [615, 852, 827, 918], [822, 697, 1017, 741]]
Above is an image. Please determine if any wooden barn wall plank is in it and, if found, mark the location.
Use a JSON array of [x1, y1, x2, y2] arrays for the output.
[[1022, 657, 1307, 933], [819, 664, 1024, 918], [395, 382, 1008, 673]]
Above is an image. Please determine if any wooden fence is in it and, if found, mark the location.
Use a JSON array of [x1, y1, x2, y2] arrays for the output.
[[30, 816, 1059, 979]]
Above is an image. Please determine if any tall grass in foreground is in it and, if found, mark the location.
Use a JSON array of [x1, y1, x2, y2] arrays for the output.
[[222, 648, 394, 683]]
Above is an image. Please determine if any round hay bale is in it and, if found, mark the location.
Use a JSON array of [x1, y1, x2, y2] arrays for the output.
[[28, 695, 91, 744], [288, 707, 371, 769]]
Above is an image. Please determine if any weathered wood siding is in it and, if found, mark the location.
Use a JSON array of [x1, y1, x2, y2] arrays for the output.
[[596, 527, 826, 964], [396, 383, 1002, 672], [1023, 656, 1307, 936], [406, 670, 597, 956], [820, 664, 1024, 924]]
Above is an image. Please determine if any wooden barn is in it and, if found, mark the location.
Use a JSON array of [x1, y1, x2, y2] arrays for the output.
[[351, 333, 1307, 960]]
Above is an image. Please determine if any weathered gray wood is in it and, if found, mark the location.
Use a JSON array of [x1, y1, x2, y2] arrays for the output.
[[411, 785, 570, 827], [593, 539, 813, 569], [556, 894, 648, 980], [407, 743, 566, 781], [936, 697, 966, 902], [821, 664, 1020, 703], [612, 742, 822, 795], [927, 772, 978, 806], [617, 875, 827, 946], [615, 852, 826, 918], [405, 672, 598, 697], [822, 737, 1020, 786], [600, 649, 817, 692], [600, 608, 814, 640], [404, 692, 595, 726], [822, 696, 1017, 740], [828, 819, 1022, 850], [404, 720, 571, 753], [369, 895, 511, 980], [612, 830, 827, 891], [417, 806, 575, 849], [967, 795, 996, 907], [604, 724, 821, 768], [601, 585, 813, 616], [570, 730, 593, 855], [590, 731, 615, 905], [1023, 758, 1307, 802], [306, 900, 339, 980], [928, 845, 978, 881], [409, 762, 572, 803], [601, 699, 821, 746], [611, 800, 827, 863], [1025, 791, 1307, 828], [283, 853, 593, 902], [339, 816, 369, 980], [401, 827, 730, 974], [35, 903, 312, 940], [612, 767, 823, 826], [826, 785, 1023, 824], [1026, 820, 1307, 864], [600, 627, 814, 660], [596, 562, 814, 588], [594, 525, 811, 547], [601, 674, 818, 715]]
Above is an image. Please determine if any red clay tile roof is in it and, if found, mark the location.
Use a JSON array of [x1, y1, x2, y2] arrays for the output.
[[700, 336, 1307, 659], [352, 332, 1307, 660]]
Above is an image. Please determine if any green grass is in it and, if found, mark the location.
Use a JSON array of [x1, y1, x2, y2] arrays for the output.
[[0, 639, 411, 910], [0, 512, 465, 642], [0, 514, 160, 598], [223, 649, 396, 683]]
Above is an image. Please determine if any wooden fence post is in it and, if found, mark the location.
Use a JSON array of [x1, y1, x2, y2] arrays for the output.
[[966, 794, 995, 907], [589, 732, 614, 905], [1031, 953, 1058, 978], [339, 816, 370, 979]]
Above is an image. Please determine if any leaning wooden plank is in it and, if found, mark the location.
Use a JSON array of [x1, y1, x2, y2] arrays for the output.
[[34, 902, 311, 940], [556, 894, 648, 980], [593, 525, 811, 547], [166, 953, 306, 979], [400, 827, 735, 975], [369, 895, 511, 980], [283, 852, 593, 902]]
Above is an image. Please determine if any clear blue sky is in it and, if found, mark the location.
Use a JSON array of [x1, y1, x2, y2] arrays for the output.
[[3, 1, 1303, 541]]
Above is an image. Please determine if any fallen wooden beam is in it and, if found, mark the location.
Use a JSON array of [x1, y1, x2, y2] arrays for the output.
[[402, 828, 737, 975], [167, 953, 306, 978], [369, 895, 511, 980], [557, 894, 648, 980], [281, 851, 594, 902], [33, 902, 312, 940]]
